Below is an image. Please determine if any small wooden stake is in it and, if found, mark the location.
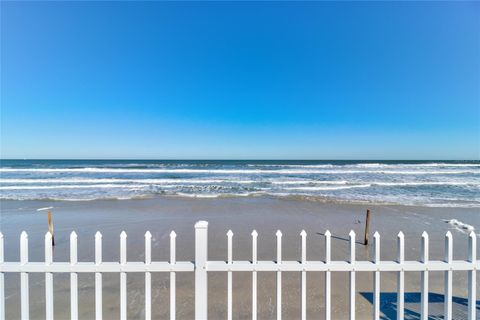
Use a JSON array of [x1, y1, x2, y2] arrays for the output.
[[364, 209, 371, 245], [48, 210, 55, 246]]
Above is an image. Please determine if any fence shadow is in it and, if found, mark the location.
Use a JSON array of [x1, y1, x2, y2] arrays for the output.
[[360, 292, 480, 320], [316, 232, 365, 245]]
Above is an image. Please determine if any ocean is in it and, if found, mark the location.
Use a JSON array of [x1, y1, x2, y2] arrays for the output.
[[0, 160, 479, 207]]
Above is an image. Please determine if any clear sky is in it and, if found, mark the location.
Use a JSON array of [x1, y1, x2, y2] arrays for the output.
[[1, 1, 479, 160]]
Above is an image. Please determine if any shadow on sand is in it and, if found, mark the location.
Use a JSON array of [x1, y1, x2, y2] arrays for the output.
[[360, 292, 480, 320], [316, 232, 366, 245]]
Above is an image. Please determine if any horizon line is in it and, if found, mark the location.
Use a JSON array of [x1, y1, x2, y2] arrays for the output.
[[1, 158, 479, 162]]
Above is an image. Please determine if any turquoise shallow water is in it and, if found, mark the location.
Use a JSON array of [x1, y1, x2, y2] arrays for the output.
[[0, 160, 479, 207]]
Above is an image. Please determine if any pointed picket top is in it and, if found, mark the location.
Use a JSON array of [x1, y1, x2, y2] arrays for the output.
[[300, 230, 307, 264], [45, 232, 53, 264], [324, 230, 331, 263], [397, 231, 405, 263], [468, 231, 476, 262], [95, 231, 102, 264], [445, 231, 453, 263], [276, 230, 282, 263], [421, 231, 429, 263], [227, 230, 233, 264], [349, 230, 355, 264], [145, 231, 152, 265], [0, 231, 3, 263], [20, 231, 28, 264], [373, 232, 380, 264], [252, 230, 258, 264], [170, 231, 176, 264], [120, 231, 127, 265], [70, 231, 78, 264], [468, 230, 476, 239]]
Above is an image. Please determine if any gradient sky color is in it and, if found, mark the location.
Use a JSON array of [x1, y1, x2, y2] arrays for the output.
[[1, 1, 479, 160]]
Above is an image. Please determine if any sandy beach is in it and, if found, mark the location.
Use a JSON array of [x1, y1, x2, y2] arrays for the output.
[[1, 197, 479, 319]]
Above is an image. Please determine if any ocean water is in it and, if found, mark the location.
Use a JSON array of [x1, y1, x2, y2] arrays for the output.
[[0, 160, 479, 207]]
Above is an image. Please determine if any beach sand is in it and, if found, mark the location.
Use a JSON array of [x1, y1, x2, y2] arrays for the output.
[[1, 197, 479, 319]]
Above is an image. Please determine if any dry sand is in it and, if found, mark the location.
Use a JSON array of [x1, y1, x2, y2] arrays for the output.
[[1, 197, 479, 319]]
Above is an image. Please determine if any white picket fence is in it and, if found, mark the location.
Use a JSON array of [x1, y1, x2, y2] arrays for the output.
[[0, 220, 478, 320]]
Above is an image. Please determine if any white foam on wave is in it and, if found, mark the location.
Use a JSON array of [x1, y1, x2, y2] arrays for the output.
[[249, 162, 480, 168], [270, 180, 348, 185], [0, 184, 150, 190], [1, 168, 477, 174], [371, 181, 479, 187], [284, 184, 371, 191], [175, 191, 266, 198], [0, 178, 257, 184]]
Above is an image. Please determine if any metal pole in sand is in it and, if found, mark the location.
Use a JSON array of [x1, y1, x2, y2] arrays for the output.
[[37, 207, 55, 246], [364, 209, 371, 245], [48, 210, 55, 246]]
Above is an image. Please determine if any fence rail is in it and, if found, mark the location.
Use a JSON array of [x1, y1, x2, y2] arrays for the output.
[[0, 220, 478, 320]]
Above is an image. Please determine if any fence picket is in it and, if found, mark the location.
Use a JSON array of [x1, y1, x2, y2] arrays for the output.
[[300, 230, 306, 320], [95, 232, 102, 320], [276, 230, 282, 320], [120, 231, 127, 320], [0, 222, 478, 320], [373, 232, 380, 320], [70, 232, 78, 320], [420, 232, 429, 320], [0, 232, 4, 320], [194, 221, 208, 320], [467, 231, 476, 320], [324, 230, 331, 320], [251, 230, 258, 320], [444, 231, 453, 320], [144, 231, 152, 320], [397, 232, 405, 320], [227, 230, 233, 320], [349, 230, 355, 320], [170, 231, 176, 320], [20, 231, 29, 320], [45, 232, 54, 320]]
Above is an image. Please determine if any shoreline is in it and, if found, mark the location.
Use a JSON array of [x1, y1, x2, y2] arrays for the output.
[[1, 197, 479, 319]]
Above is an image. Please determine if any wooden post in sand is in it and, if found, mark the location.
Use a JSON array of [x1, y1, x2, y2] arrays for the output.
[[48, 210, 55, 246], [364, 209, 371, 245]]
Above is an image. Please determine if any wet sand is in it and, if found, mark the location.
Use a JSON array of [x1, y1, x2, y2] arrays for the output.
[[1, 197, 479, 319]]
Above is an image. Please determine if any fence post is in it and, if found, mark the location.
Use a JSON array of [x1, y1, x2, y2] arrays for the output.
[[20, 231, 29, 320], [0, 233, 4, 320], [195, 221, 208, 320], [467, 231, 476, 320], [45, 232, 54, 320]]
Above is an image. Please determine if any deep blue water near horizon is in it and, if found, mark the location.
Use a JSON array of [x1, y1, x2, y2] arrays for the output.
[[1, 159, 479, 207]]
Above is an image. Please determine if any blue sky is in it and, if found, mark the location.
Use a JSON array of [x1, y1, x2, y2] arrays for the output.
[[1, 1, 479, 160]]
